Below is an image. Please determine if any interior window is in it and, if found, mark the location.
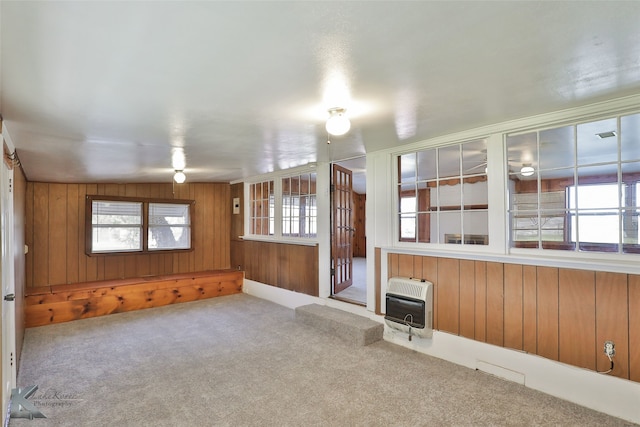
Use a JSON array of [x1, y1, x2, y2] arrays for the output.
[[282, 173, 317, 238], [507, 112, 640, 254], [249, 180, 274, 236], [398, 139, 489, 245]]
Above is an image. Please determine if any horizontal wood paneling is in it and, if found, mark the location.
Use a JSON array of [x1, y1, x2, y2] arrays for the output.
[[387, 253, 638, 383], [25, 182, 231, 288], [243, 240, 318, 297], [25, 270, 243, 327]]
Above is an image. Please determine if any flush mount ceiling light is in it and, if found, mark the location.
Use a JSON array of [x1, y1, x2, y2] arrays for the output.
[[520, 164, 535, 177], [325, 107, 350, 136], [174, 170, 186, 184]]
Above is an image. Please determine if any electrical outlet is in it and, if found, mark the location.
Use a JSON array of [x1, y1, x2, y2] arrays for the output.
[[604, 340, 615, 357]]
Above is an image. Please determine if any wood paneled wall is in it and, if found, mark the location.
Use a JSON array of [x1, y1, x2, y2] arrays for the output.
[[243, 240, 318, 296], [353, 192, 366, 257], [25, 182, 231, 288], [388, 253, 640, 383]]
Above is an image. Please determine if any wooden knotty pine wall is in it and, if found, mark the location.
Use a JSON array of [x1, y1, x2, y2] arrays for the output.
[[387, 253, 640, 383], [230, 183, 319, 297], [25, 182, 231, 288]]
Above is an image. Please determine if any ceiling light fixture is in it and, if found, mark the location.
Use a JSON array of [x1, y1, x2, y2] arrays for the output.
[[520, 164, 535, 177], [325, 107, 350, 136], [174, 170, 186, 184]]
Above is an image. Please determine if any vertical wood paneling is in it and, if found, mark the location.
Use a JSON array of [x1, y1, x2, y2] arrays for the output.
[[382, 253, 637, 383], [352, 192, 366, 257], [66, 184, 79, 284], [474, 261, 487, 342], [630, 275, 640, 382], [559, 269, 596, 370], [26, 182, 231, 288], [77, 185, 87, 283], [596, 272, 629, 378], [203, 184, 214, 270], [388, 253, 399, 278], [422, 257, 438, 329], [25, 182, 34, 288], [459, 259, 475, 339], [504, 263, 523, 350], [437, 258, 459, 334], [84, 184, 98, 282], [48, 184, 67, 285], [486, 262, 504, 347], [397, 254, 415, 277], [537, 266, 559, 361], [522, 265, 537, 354], [33, 183, 49, 286]]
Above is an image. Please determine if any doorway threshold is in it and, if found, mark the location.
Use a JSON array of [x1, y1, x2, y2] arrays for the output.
[[330, 295, 366, 307]]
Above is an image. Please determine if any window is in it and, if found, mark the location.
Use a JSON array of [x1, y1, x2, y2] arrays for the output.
[[282, 173, 317, 238], [507, 112, 640, 253], [249, 181, 274, 236], [247, 172, 317, 240], [397, 139, 489, 244], [86, 196, 193, 255]]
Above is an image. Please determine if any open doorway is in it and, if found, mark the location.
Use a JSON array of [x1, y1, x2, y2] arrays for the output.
[[330, 157, 366, 305]]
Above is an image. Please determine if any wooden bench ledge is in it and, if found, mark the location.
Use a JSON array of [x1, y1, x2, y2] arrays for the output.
[[25, 269, 241, 296], [25, 269, 244, 327]]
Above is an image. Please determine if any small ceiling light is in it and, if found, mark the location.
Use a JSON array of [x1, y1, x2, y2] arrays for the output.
[[326, 107, 351, 136], [174, 170, 186, 184], [520, 164, 535, 177]]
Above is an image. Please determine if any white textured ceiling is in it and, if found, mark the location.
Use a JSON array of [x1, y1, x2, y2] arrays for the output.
[[2, 1, 640, 185]]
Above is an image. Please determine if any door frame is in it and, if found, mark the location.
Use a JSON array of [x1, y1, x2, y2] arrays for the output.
[[1, 149, 16, 425]]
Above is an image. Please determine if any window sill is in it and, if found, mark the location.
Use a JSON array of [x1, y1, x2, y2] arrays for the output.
[[239, 235, 318, 247]]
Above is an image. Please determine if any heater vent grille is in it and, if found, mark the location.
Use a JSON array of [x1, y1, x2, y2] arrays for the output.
[[387, 277, 428, 300]]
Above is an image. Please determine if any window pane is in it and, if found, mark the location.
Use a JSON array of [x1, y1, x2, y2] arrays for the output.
[[438, 145, 460, 178], [92, 201, 142, 225], [91, 201, 142, 252], [439, 211, 462, 244], [577, 117, 618, 165], [399, 153, 416, 183], [93, 227, 141, 252], [621, 113, 640, 162], [416, 149, 437, 182], [463, 211, 488, 245], [507, 132, 538, 176], [540, 125, 574, 170], [461, 139, 487, 176], [400, 214, 416, 241], [148, 203, 191, 250]]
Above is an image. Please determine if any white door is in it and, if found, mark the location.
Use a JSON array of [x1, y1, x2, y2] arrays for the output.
[[1, 157, 16, 424]]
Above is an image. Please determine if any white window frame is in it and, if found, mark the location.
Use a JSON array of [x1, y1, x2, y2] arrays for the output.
[[243, 166, 319, 245]]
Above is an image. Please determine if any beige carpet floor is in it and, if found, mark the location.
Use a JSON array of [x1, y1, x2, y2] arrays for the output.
[[10, 293, 635, 426]]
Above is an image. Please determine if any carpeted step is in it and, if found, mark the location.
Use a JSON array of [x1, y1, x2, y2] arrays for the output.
[[295, 304, 383, 346]]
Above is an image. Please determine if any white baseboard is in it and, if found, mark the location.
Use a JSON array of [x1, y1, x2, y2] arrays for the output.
[[242, 279, 321, 309]]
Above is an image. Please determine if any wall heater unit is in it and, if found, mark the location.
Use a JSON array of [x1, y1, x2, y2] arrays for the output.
[[385, 276, 433, 339]]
